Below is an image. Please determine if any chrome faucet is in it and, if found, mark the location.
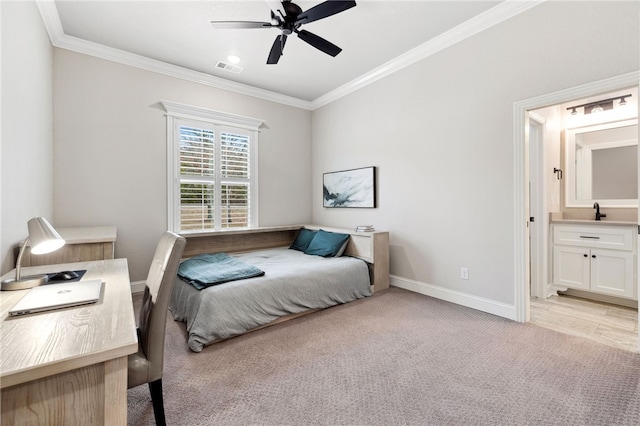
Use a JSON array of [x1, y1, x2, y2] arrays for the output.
[[594, 202, 606, 221]]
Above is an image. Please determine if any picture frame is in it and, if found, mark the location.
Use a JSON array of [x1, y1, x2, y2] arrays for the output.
[[323, 166, 376, 208]]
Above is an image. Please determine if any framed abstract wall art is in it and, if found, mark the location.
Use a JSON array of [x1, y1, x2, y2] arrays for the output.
[[323, 166, 376, 208]]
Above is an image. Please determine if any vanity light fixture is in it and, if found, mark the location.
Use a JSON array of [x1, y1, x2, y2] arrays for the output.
[[590, 104, 604, 114], [566, 93, 632, 116]]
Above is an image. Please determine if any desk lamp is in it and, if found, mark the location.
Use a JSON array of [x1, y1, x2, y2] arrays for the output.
[[1, 217, 65, 291]]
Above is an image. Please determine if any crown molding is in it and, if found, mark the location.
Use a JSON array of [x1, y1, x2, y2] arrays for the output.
[[310, 0, 546, 109], [35, 0, 313, 110], [37, 0, 544, 112]]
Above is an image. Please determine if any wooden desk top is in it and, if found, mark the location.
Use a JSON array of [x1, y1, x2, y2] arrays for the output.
[[0, 259, 137, 388]]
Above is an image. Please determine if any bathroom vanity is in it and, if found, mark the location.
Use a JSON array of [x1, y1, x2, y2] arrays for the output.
[[549, 114, 638, 302], [551, 221, 636, 300]]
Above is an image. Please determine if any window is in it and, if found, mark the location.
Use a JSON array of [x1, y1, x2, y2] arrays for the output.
[[162, 101, 263, 233]]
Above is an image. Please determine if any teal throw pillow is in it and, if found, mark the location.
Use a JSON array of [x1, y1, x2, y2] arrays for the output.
[[290, 228, 317, 252], [304, 229, 350, 257]]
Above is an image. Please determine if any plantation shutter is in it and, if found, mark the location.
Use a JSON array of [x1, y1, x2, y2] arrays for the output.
[[179, 125, 216, 231], [176, 124, 253, 232], [220, 131, 251, 229]]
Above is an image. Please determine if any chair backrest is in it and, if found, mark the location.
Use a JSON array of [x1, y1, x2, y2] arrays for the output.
[[137, 231, 186, 381]]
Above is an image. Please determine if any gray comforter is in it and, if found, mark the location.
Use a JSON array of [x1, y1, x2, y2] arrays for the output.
[[169, 247, 372, 352]]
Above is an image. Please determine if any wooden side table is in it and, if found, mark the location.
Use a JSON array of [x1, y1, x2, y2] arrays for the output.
[[20, 226, 117, 267]]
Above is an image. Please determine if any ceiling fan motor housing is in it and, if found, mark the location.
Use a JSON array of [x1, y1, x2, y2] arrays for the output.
[[280, 1, 302, 35], [283, 1, 303, 18]]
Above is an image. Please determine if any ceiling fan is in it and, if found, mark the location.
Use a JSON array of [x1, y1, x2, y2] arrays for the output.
[[211, 1, 357, 64]]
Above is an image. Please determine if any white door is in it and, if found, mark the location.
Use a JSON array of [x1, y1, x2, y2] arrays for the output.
[[528, 113, 546, 299]]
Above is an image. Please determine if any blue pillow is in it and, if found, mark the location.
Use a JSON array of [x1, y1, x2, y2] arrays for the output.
[[290, 228, 317, 252], [304, 229, 350, 257]]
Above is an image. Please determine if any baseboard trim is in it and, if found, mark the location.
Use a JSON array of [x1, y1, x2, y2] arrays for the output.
[[131, 275, 519, 316], [130, 280, 145, 294], [390, 275, 517, 321]]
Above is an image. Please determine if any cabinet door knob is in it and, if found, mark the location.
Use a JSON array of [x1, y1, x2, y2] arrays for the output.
[[592, 255, 596, 258], [583, 254, 588, 257]]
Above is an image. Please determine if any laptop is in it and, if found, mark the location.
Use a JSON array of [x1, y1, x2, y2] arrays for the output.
[[8, 279, 103, 316]]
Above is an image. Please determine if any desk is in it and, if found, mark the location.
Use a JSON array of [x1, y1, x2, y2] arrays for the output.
[[0, 259, 138, 425]]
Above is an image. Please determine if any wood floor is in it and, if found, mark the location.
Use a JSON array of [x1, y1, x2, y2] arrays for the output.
[[530, 294, 639, 353]]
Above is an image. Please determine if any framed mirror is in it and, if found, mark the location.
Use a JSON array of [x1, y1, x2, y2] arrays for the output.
[[564, 118, 638, 208]]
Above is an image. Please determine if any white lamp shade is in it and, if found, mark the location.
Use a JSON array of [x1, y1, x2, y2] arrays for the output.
[[28, 217, 65, 254], [1, 217, 66, 290]]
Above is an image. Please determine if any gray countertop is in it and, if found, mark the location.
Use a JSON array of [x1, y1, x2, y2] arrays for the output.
[[550, 219, 637, 226]]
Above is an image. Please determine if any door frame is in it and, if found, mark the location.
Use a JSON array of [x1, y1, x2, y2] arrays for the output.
[[513, 71, 639, 324]]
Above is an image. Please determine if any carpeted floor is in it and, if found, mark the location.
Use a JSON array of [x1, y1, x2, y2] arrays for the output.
[[128, 287, 640, 425]]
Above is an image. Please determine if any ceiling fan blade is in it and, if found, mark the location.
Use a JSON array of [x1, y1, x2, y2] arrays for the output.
[[267, 34, 287, 64], [211, 21, 275, 29], [296, 29, 341, 57], [295, 1, 356, 25]]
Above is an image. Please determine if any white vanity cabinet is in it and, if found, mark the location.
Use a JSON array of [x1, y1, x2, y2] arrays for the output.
[[552, 223, 636, 300]]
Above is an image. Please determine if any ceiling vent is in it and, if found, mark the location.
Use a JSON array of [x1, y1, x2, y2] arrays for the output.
[[215, 61, 243, 74]]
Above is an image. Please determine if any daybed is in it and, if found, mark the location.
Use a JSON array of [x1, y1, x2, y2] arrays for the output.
[[169, 225, 389, 352]]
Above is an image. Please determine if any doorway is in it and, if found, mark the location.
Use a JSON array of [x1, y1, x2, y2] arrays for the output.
[[513, 71, 640, 350]]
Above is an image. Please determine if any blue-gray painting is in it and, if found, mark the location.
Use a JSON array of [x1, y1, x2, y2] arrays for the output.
[[323, 166, 376, 208]]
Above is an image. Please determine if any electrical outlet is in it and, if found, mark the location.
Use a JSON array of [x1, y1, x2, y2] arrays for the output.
[[460, 267, 469, 280]]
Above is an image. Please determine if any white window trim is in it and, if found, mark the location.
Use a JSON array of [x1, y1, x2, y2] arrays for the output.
[[161, 100, 264, 233]]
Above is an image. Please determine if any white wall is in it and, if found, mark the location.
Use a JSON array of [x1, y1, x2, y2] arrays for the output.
[[53, 50, 312, 281], [310, 1, 639, 308], [1, 1, 53, 274]]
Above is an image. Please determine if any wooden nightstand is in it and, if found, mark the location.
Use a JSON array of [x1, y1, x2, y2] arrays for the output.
[[19, 226, 117, 267]]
